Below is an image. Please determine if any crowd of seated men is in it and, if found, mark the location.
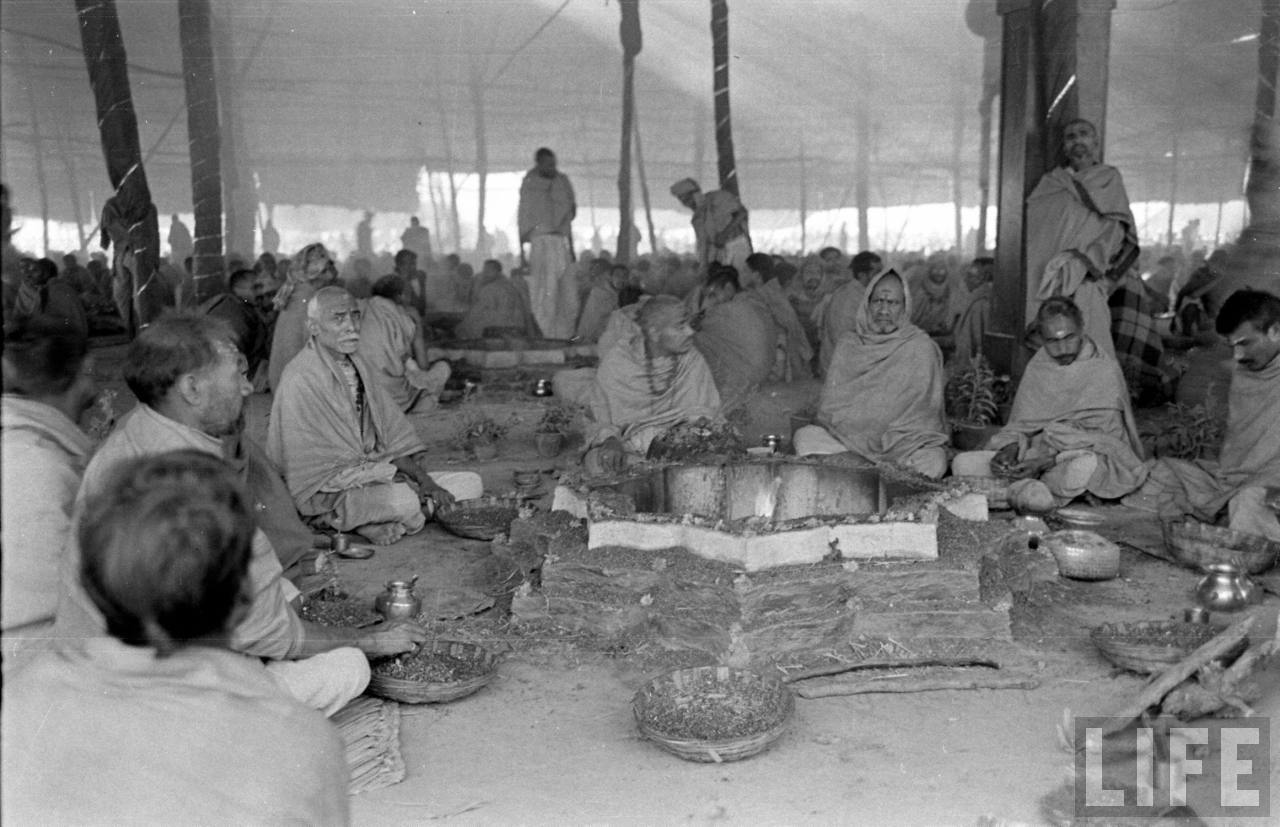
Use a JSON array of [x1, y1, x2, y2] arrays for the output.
[[3, 166, 1275, 822]]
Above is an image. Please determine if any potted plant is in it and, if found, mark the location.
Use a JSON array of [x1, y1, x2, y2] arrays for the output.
[[945, 355, 1001, 451], [456, 412, 509, 460], [533, 403, 576, 458]]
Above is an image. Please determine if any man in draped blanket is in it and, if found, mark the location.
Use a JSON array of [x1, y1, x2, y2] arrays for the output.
[[954, 297, 1147, 508], [268, 243, 338, 392], [1125, 290, 1280, 541], [909, 253, 955, 341], [952, 257, 994, 367], [455, 259, 540, 341], [813, 251, 881, 376], [4, 451, 349, 825], [741, 253, 812, 381], [1108, 267, 1171, 405], [583, 295, 722, 475], [1026, 119, 1139, 355], [357, 274, 451, 413], [692, 264, 777, 414], [794, 269, 949, 479], [268, 287, 481, 546]]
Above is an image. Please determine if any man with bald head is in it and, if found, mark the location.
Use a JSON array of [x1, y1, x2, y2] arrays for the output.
[[953, 296, 1146, 510], [267, 287, 481, 546], [793, 270, 949, 478]]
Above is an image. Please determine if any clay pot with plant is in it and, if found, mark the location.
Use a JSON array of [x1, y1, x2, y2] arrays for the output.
[[534, 403, 575, 458], [456, 412, 509, 460], [946, 355, 1002, 451]]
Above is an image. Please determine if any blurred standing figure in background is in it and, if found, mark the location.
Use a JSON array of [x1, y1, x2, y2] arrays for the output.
[[518, 148, 577, 338]]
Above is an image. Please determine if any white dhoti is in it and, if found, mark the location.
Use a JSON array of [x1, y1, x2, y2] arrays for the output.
[[528, 234, 573, 338]]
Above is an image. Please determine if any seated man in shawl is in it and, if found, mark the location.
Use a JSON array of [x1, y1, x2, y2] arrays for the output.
[[52, 314, 426, 715], [358, 274, 451, 413], [955, 296, 1147, 508], [794, 270, 949, 479], [574, 262, 626, 343], [5, 451, 348, 825], [952, 257, 994, 367], [1108, 266, 1170, 405], [1025, 118, 1138, 356], [583, 295, 722, 474], [201, 267, 269, 378], [269, 287, 482, 546], [268, 242, 338, 392], [692, 264, 777, 413], [814, 251, 882, 375], [743, 253, 812, 381], [2, 318, 98, 668], [1126, 290, 1280, 540], [454, 259, 540, 340], [909, 253, 955, 342]]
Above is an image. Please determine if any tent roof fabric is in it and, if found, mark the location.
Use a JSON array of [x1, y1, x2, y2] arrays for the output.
[[0, 0, 1260, 223]]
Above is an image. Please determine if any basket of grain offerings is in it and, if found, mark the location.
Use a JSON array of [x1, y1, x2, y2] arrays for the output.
[[1161, 519, 1279, 575], [632, 666, 794, 763], [435, 498, 519, 540], [368, 640, 498, 704], [1090, 620, 1240, 675]]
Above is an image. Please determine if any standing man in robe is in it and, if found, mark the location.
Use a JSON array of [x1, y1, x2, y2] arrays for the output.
[[518, 148, 577, 339], [670, 178, 752, 275], [1025, 118, 1138, 355], [167, 214, 193, 269], [400, 216, 433, 266]]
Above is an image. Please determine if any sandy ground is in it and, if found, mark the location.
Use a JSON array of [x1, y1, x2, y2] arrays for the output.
[[89, 350, 1279, 825]]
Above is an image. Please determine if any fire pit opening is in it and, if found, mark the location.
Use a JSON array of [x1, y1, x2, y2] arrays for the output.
[[589, 460, 933, 523]]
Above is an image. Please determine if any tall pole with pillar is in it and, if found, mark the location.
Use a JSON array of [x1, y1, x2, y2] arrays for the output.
[[985, 0, 1115, 378]]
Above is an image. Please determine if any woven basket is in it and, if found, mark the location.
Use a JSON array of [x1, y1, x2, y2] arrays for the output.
[[1091, 620, 1223, 675], [1042, 530, 1121, 581], [367, 640, 498, 704], [954, 475, 1013, 510], [1161, 519, 1279, 575], [632, 666, 794, 763], [436, 498, 519, 540]]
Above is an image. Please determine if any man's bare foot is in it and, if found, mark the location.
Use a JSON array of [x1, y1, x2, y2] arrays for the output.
[[357, 521, 406, 546]]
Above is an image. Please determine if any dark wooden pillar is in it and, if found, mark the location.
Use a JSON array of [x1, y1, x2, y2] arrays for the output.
[[985, 0, 1114, 379]]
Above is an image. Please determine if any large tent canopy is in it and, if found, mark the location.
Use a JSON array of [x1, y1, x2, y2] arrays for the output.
[[0, 0, 1261, 243]]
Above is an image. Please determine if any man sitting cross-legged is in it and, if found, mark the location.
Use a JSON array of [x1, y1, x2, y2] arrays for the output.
[[1126, 289, 1280, 540], [954, 296, 1147, 509], [794, 269, 949, 479], [51, 314, 427, 715], [4, 451, 348, 825], [268, 286, 482, 546]]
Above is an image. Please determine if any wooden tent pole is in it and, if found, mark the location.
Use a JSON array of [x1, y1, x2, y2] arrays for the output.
[[19, 41, 52, 255], [710, 0, 739, 197], [616, 0, 641, 263], [75, 0, 163, 335], [179, 0, 225, 306], [469, 64, 489, 259], [633, 105, 658, 256], [799, 141, 808, 255]]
